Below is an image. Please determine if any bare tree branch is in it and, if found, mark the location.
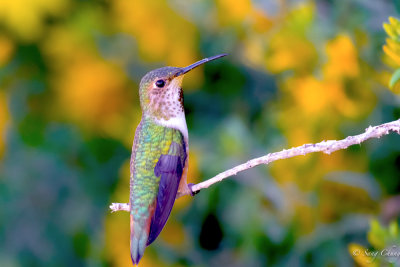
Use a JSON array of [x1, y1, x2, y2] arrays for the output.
[[110, 119, 400, 213], [110, 202, 129, 212]]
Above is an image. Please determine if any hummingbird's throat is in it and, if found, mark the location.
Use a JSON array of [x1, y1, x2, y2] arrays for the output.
[[148, 77, 184, 121]]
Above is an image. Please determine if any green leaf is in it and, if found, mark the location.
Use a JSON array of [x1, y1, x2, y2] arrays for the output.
[[368, 219, 387, 249], [389, 68, 400, 92], [389, 221, 399, 238]]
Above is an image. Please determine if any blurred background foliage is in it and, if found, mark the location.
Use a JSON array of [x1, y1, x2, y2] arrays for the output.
[[1, 0, 400, 266]]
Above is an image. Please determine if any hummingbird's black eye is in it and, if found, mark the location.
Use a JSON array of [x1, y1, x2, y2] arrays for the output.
[[155, 79, 165, 88]]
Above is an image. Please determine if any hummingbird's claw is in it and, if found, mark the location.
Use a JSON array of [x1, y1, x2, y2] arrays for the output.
[[176, 183, 198, 198], [188, 183, 200, 196]]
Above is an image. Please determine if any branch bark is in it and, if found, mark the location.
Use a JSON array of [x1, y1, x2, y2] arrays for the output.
[[110, 119, 400, 213]]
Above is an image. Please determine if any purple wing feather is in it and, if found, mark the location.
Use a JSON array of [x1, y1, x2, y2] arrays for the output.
[[147, 141, 186, 245]]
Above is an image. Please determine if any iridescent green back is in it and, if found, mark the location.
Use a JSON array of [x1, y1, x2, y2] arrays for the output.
[[129, 116, 184, 222]]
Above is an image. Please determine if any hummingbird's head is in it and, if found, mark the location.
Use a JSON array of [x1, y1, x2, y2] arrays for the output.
[[138, 54, 227, 121]]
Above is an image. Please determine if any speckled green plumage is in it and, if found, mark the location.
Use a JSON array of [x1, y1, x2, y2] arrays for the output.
[[129, 115, 184, 223]]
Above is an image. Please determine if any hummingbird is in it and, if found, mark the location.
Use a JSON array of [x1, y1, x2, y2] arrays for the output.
[[129, 54, 227, 265]]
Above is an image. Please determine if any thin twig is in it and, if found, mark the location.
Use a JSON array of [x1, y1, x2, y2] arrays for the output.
[[110, 202, 129, 212], [110, 119, 400, 212]]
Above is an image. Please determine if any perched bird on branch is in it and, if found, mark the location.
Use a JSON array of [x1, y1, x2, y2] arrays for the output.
[[129, 54, 227, 265]]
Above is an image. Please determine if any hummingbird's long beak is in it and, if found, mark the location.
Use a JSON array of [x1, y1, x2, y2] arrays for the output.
[[175, 53, 228, 77]]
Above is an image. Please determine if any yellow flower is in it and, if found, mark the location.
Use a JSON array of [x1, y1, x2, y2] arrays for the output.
[[112, 0, 201, 88], [265, 3, 316, 73], [287, 76, 358, 118], [291, 76, 329, 114], [348, 243, 378, 267], [55, 55, 129, 132], [0, 35, 14, 66], [42, 26, 136, 142], [324, 35, 359, 79], [383, 17, 400, 92], [216, 0, 252, 24], [383, 17, 400, 67], [265, 34, 316, 73], [251, 9, 272, 33], [0, 0, 69, 41], [384, 17, 400, 40], [0, 91, 9, 158]]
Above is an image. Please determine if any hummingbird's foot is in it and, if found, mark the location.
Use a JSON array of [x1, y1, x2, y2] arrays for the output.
[[188, 183, 200, 196], [176, 183, 200, 198]]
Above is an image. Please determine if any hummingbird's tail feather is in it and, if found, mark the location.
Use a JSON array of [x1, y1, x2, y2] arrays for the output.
[[130, 215, 149, 265], [130, 233, 146, 265], [130, 204, 155, 265]]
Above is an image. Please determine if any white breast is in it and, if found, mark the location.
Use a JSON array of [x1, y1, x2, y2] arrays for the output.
[[154, 112, 189, 141]]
